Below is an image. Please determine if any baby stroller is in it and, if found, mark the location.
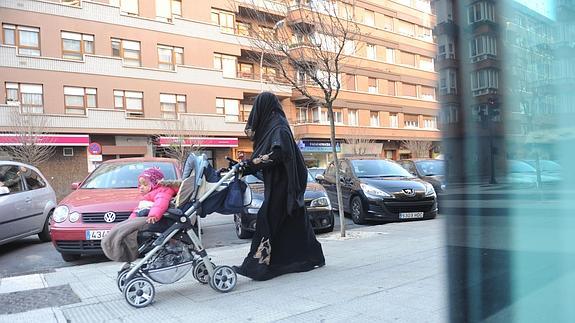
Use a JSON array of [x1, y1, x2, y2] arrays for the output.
[[116, 154, 250, 308]]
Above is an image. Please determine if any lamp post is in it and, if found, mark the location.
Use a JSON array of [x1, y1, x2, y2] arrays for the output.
[[487, 97, 499, 185]]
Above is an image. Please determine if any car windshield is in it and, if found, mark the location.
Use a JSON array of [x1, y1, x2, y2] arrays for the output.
[[415, 160, 445, 176], [507, 160, 537, 174], [351, 160, 414, 178], [244, 175, 263, 184], [81, 162, 177, 189], [307, 172, 315, 183], [524, 160, 562, 172]]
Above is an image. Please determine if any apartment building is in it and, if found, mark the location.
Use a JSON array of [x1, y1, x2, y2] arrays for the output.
[[0, 0, 439, 198]]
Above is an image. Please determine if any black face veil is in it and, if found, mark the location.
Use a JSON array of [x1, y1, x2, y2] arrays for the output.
[[244, 92, 287, 145]]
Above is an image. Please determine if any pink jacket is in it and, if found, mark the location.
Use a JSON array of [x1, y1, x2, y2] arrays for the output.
[[129, 186, 178, 220]]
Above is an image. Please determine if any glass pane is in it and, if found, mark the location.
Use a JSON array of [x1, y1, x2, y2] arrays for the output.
[[65, 95, 84, 107], [84, 40, 94, 53], [3, 28, 15, 45], [18, 30, 39, 47], [63, 39, 81, 52], [86, 94, 97, 108]]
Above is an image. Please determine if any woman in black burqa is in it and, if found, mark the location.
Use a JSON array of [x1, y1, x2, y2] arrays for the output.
[[234, 92, 325, 281]]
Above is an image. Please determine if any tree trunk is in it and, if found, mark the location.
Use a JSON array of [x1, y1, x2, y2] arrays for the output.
[[327, 101, 346, 237]]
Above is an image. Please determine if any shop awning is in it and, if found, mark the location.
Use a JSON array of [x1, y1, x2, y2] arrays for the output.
[[0, 134, 90, 146], [157, 137, 238, 148]]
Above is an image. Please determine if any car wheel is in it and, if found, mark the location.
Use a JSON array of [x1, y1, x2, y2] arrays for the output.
[[61, 253, 81, 262], [234, 214, 253, 239], [38, 211, 52, 242], [351, 196, 368, 225]]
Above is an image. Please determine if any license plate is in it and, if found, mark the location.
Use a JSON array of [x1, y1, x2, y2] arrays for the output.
[[85, 230, 110, 240], [399, 212, 424, 219]]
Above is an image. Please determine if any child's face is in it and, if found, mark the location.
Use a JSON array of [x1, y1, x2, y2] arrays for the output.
[[138, 177, 152, 194]]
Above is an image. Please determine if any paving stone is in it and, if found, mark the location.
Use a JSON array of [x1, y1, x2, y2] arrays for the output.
[[0, 284, 81, 315]]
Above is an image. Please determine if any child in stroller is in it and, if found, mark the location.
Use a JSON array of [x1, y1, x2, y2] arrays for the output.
[[112, 153, 250, 308]]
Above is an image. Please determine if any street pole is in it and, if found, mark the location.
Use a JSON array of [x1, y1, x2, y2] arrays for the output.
[[488, 97, 498, 185]]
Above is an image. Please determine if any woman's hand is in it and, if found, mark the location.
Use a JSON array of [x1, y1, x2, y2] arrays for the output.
[[146, 217, 158, 224]]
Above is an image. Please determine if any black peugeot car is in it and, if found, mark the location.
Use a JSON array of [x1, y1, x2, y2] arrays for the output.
[[233, 172, 334, 239], [317, 158, 437, 224]]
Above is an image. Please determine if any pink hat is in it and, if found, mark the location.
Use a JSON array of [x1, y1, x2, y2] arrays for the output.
[[138, 167, 164, 189]]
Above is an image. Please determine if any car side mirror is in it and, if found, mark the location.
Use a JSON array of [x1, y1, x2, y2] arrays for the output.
[[71, 182, 80, 190], [315, 174, 325, 181], [0, 187, 9, 195]]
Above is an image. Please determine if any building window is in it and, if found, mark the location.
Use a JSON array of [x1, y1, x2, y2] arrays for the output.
[[156, 0, 181, 21], [111, 38, 141, 67], [366, 43, 376, 60], [468, 2, 495, 24], [157, 44, 183, 70], [114, 90, 143, 116], [397, 20, 415, 37], [312, 106, 327, 123], [262, 66, 277, 82], [404, 114, 419, 128], [160, 93, 186, 119], [423, 116, 437, 129], [345, 74, 357, 91], [370, 111, 380, 127], [420, 56, 434, 71], [386, 48, 395, 63], [471, 69, 499, 96], [238, 63, 254, 79], [213, 53, 237, 78], [332, 108, 343, 124], [364, 9, 375, 26], [2, 24, 40, 56], [417, 26, 432, 41], [420, 86, 436, 101], [414, 0, 432, 13], [64, 86, 96, 115], [437, 35, 455, 60], [240, 104, 252, 122], [389, 113, 399, 128], [368, 77, 378, 94], [383, 15, 394, 31], [236, 21, 251, 36], [348, 109, 359, 126], [401, 51, 416, 66], [111, 0, 139, 15], [440, 104, 459, 124], [61, 31, 94, 60], [387, 80, 396, 96], [211, 9, 235, 34], [216, 98, 240, 122], [469, 35, 497, 62], [402, 83, 417, 98], [297, 107, 308, 123], [440, 69, 457, 95], [5, 83, 43, 114]]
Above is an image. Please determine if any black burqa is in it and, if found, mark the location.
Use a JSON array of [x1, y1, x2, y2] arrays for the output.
[[235, 92, 325, 281]]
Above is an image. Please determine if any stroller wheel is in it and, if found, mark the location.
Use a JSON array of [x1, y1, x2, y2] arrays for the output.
[[192, 259, 213, 284], [124, 277, 155, 308], [117, 269, 139, 292], [209, 265, 237, 293]]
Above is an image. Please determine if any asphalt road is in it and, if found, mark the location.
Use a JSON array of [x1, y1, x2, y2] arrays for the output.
[[0, 212, 358, 278]]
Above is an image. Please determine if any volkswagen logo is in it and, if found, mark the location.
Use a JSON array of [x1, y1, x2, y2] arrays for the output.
[[403, 188, 415, 196], [103, 212, 116, 223]]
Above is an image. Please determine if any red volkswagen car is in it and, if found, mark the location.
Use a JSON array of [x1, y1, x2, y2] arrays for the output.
[[50, 157, 180, 261]]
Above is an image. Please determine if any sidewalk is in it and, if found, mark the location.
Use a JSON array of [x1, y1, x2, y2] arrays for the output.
[[0, 219, 448, 323]]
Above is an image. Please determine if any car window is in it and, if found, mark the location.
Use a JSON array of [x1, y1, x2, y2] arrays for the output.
[[81, 162, 177, 189], [244, 175, 263, 184], [307, 172, 315, 183], [325, 163, 336, 177], [23, 169, 46, 190], [351, 159, 414, 178], [0, 165, 24, 194], [415, 160, 445, 176], [339, 161, 352, 176]]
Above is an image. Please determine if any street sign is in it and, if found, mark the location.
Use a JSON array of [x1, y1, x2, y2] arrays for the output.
[[88, 142, 102, 155]]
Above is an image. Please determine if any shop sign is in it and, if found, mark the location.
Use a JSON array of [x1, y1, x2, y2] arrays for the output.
[[298, 140, 341, 153]]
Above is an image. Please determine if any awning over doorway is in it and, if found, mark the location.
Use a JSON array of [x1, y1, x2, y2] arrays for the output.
[[0, 134, 90, 146]]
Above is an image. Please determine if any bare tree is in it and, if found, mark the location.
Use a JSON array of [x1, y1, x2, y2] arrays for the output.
[[234, 0, 362, 237], [401, 140, 434, 158], [345, 128, 376, 156], [156, 117, 206, 165], [1, 113, 55, 166]]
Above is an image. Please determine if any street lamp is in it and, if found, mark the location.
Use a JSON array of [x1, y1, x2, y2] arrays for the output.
[[487, 97, 499, 185]]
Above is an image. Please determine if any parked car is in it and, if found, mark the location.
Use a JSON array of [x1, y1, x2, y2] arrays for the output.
[[317, 158, 437, 224], [50, 158, 180, 261], [497, 160, 561, 189], [396, 159, 446, 194], [522, 159, 562, 177], [234, 171, 334, 239], [308, 167, 326, 182], [0, 161, 56, 245]]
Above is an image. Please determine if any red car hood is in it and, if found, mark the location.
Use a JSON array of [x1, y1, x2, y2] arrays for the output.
[[59, 188, 141, 213]]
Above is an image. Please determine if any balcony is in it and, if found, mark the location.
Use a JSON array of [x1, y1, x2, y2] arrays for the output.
[[292, 123, 440, 141], [0, 105, 247, 136]]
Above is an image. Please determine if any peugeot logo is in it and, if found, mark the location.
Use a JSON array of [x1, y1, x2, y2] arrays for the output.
[[103, 212, 116, 223], [403, 188, 415, 196]]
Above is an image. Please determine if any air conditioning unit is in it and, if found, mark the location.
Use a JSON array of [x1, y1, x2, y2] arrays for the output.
[[63, 147, 74, 157]]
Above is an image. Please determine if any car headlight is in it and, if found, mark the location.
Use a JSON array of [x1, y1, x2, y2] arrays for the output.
[[250, 199, 263, 209], [69, 212, 81, 223], [360, 183, 391, 198], [310, 197, 330, 208], [425, 183, 436, 196], [52, 206, 69, 223], [440, 184, 446, 191]]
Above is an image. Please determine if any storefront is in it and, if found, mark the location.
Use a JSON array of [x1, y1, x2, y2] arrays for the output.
[[298, 140, 341, 168], [155, 136, 239, 167]]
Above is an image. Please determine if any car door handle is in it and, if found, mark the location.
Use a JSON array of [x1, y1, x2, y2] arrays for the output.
[[25, 197, 32, 203]]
